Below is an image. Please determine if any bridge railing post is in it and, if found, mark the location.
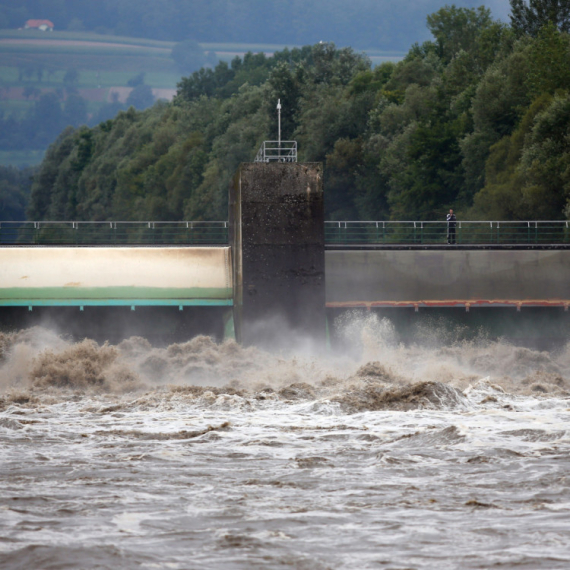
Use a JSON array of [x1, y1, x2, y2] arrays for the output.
[[527, 221, 530, 244]]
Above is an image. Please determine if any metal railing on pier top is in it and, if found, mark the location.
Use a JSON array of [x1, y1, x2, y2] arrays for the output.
[[1, 220, 570, 246], [254, 141, 297, 163], [324, 220, 570, 245], [0, 221, 228, 246]]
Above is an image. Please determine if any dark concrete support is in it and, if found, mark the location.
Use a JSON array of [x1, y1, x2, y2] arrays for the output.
[[230, 162, 325, 348]]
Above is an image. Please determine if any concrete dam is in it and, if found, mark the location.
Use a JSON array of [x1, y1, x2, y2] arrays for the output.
[[1, 162, 569, 346]]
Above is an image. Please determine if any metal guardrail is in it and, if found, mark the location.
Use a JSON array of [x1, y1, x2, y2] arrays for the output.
[[1, 220, 570, 246], [0, 221, 229, 245], [254, 141, 297, 162], [324, 221, 570, 245]]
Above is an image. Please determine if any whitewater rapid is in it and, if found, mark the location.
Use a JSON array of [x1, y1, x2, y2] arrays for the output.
[[1, 318, 570, 569]]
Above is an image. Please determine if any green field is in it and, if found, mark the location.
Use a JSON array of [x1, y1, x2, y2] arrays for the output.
[[0, 30, 301, 74], [0, 29, 404, 79], [0, 65, 182, 90], [0, 30, 181, 84], [0, 31, 181, 166]]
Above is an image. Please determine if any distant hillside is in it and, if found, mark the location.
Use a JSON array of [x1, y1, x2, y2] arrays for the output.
[[0, 0, 510, 167], [0, 29, 404, 167], [0, 31, 179, 166], [0, 0, 509, 52]]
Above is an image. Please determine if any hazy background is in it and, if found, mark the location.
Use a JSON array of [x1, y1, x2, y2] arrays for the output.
[[0, 1, 512, 50], [0, 1, 513, 170]]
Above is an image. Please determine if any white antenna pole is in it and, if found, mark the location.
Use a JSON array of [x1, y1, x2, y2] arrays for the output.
[[277, 99, 282, 158]]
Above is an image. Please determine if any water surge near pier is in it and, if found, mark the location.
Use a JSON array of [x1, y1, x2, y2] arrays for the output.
[[1, 316, 569, 569]]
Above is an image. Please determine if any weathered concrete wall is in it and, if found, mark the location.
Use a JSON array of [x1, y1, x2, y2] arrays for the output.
[[0, 247, 232, 306], [231, 162, 325, 346], [326, 249, 570, 307]]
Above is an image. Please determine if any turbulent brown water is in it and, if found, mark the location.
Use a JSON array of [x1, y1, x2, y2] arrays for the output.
[[1, 315, 570, 569]]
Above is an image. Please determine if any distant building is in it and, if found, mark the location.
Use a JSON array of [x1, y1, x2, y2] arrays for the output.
[[24, 20, 55, 32]]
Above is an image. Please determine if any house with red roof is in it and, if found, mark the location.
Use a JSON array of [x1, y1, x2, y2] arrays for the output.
[[24, 20, 55, 31]]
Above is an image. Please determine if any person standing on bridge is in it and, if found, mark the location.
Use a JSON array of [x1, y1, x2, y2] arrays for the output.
[[447, 209, 456, 244]]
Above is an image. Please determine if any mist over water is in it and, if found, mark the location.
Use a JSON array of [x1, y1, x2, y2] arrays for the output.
[[1, 314, 570, 569]]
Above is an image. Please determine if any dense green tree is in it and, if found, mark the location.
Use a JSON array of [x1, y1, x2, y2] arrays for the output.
[[518, 93, 570, 217], [175, 51, 295, 103], [510, 0, 570, 35], [526, 22, 570, 96], [176, 61, 238, 102], [427, 5, 493, 64], [349, 62, 396, 96], [470, 94, 555, 219], [389, 117, 465, 218], [460, 45, 531, 201]]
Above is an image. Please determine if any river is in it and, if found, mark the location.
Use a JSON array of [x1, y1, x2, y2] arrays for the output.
[[1, 315, 569, 569]]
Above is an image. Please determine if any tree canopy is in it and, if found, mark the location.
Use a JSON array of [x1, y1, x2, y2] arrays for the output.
[[20, 5, 570, 223], [510, 0, 570, 35]]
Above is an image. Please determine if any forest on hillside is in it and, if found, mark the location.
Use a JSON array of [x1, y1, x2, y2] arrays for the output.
[[0, 0, 503, 51], [24, 1, 570, 222]]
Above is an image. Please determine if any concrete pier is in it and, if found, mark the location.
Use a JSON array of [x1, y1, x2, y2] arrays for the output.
[[230, 162, 325, 347]]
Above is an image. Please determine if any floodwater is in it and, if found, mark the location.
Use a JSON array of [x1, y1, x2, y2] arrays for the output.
[[1, 315, 570, 569]]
